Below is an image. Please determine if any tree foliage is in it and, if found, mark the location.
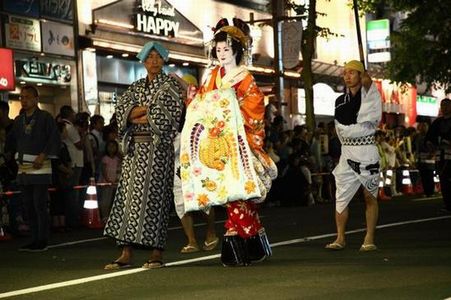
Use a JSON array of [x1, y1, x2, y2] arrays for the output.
[[357, 0, 451, 92], [284, 0, 339, 130], [266, 1, 342, 130]]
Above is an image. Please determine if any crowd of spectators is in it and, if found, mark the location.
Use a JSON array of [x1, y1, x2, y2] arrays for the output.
[[0, 102, 121, 236], [0, 100, 447, 240], [263, 116, 340, 207], [262, 114, 443, 208]]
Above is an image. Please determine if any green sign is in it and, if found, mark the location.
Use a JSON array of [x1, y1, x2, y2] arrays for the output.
[[417, 95, 437, 104], [367, 19, 390, 49], [367, 19, 389, 31], [367, 19, 390, 63]]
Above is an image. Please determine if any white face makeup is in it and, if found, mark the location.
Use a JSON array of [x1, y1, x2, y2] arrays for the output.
[[215, 41, 236, 68]]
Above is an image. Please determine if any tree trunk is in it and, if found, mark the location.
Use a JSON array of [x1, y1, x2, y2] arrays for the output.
[[301, 0, 317, 132]]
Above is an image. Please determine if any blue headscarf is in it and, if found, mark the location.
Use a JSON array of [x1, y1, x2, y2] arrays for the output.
[[136, 41, 169, 62]]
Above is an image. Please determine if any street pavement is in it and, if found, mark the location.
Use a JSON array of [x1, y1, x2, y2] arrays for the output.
[[0, 194, 450, 299]]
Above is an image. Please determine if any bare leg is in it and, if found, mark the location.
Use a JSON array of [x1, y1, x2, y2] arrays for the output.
[[104, 245, 133, 269], [203, 208, 217, 242], [202, 208, 219, 251], [326, 207, 348, 249], [334, 207, 349, 245], [150, 248, 163, 262], [362, 189, 378, 245], [141, 248, 165, 269], [180, 213, 198, 247], [115, 245, 133, 263]]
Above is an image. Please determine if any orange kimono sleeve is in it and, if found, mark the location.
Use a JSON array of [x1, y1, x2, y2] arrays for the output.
[[186, 67, 219, 106], [237, 74, 266, 155]]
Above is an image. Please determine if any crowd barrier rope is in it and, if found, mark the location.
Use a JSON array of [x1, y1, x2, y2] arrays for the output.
[[0, 168, 440, 198], [0, 182, 118, 197]]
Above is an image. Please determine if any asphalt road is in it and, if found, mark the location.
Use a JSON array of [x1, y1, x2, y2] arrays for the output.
[[1, 194, 450, 299]]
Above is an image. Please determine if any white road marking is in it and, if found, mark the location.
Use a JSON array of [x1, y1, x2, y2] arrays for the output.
[[1, 215, 450, 299], [411, 196, 442, 202], [48, 216, 266, 249], [48, 218, 230, 249]]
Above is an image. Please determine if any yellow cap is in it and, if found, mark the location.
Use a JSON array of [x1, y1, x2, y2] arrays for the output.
[[344, 60, 364, 73]]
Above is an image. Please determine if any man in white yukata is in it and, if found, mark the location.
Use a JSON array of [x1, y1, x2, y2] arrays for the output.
[[326, 60, 382, 251]]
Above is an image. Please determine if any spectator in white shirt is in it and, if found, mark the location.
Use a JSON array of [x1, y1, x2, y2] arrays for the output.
[[59, 105, 84, 227]]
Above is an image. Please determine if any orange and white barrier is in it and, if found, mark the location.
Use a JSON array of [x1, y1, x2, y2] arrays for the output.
[[378, 172, 391, 201], [401, 169, 414, 195], [434, 171, 441, 192], [82, 177, 103, 229]]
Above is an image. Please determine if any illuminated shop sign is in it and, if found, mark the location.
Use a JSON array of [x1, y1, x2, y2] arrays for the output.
[[298, 83, 341, 116], [92, 0, 203, 45], [0, 49, 16, 91], [135, 0, 180, 37], [16, 59, 71, 83], [5, 15, 41, 52], [42, 21, 75, 56], [367, 19, 391, 63], [416, 95, 439, 117]]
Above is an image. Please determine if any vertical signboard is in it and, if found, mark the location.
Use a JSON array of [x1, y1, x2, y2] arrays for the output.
[[282, 21, 303, 69], [0, 49, 16, 91], [5, 15, 41, 52], [82, 50, 99, 105], [367, 19, 391, 63], [42, 21, 75, 56]]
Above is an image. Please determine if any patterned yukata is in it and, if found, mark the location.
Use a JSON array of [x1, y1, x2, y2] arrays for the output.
[[181, 66, 276, 238], [104, 72, 183, 249], [332, 83, 382, 213]]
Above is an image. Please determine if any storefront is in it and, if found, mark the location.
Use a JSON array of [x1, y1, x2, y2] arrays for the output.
[[77, 0, 283, 119], [0, 48, 15, 95], [0, 0, 78, 118], [373, 79, 417, 128], [82, 51, 199, 122], [296, 82, 341, 127]]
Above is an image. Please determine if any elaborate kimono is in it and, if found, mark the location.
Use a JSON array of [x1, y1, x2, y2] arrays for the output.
[[180, 65, 276, 238], [104, 72, 183, 249], [333, 83, 382, 213]]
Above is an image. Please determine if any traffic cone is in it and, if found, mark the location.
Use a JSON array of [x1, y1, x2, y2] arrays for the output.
[[433, 171, 441, 193], [0, 226, 12, 241], [413, 180, 424, 194], [0, 197, 12, 241], [378, 172, 391, 201], [378, 188, 391, 201], [82, 177, 103, 229], [401, 169, 414, 195]]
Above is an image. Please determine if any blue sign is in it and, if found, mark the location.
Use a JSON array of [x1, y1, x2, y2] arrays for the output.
[[3, 0, 40, 18], [40, 0, 74, 22]]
